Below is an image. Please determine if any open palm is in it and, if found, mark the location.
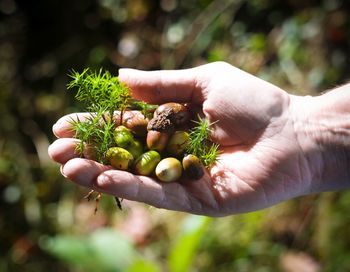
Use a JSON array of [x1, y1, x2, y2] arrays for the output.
[[49, 62, 312, 216]]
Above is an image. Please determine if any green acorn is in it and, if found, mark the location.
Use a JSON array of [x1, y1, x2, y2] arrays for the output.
[[133, 150, 161, 176], [155, 157, 182, 182], [106, 147, 134, 170], [114, 125, 134, 148], [127, 139, 144, 160], [166, 131, 189, 156]]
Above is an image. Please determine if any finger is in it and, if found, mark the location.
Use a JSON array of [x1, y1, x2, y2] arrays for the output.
[[118, 68, 205, 104], [61, 158, 206, 214], [61, 158, 112, 187], [52, 111, 143, 139], [96, 170, 197, 213], [52, 112, 93, 138], [48, 138, 81, 164]]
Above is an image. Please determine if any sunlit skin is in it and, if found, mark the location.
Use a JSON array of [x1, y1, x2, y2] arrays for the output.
[[48, 62, 350, 217]]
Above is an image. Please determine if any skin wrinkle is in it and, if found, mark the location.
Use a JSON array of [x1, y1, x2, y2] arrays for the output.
[[183, 69, 207, 105], [98, 172, 163, 208], [290, 102, 325, 193], [48, 138, 80, 163], [133, 175, 145, 202], [98, 176, 119, 197], [189, 175, 224, 216], [155, 182, 197, 214], [177, 184, 195, 212], [208, 169, 230, 212], [294, 153, 305, 195], [235, 178, 262, 213], [161, 183, 181, 209], [181, 188, 193, 213], [251, 98, 308, 198], [249, 144, 287, 204], [131, 175, 164, 207], [290, 115, 315, 193], [190, 177, 219, 214], [203, 101, 249, 145], [275, 170, 296, 199], [257, 181, 270, 209], [132, 175, 146, 199], [195, 75, 209, 102], [180, 185, 196, 213], [180, 183, 201, 213], [152, 70, 193, 103], [188, 78, 204, 104], [62, 158, 111, 188], [254, 142, 302, 200], [211, 163, 266, 214], [292, 93, 350, 192]]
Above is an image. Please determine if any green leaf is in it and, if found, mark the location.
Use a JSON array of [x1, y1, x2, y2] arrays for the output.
[[168, 215, 212, 272], [41, 228, 138, 272], [89, 228, 137, 270], [127, 259, 161, 272], [40, 235, 95, 268]]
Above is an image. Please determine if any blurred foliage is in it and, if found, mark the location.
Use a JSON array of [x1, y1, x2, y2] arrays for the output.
[[1, 0, 350, 271]]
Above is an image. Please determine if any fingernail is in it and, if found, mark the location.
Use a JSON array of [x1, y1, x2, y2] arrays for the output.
[[52, 122, 60, 137], [47, 143, 56, 161], [60, 165, 68, 178], [96, 174, 109, 187]]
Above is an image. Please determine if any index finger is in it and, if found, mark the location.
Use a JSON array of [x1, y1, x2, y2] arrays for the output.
[[52, 112, 93, 138]]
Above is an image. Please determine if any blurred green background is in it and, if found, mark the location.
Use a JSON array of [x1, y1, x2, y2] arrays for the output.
[[1, 0, 350, 271]]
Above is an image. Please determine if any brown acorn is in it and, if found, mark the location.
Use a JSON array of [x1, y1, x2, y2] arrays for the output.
[[154, 102, 190, 126], [123, 111, 149, 137], [147, 102, 190, 132], [146, 130, 169, 152]]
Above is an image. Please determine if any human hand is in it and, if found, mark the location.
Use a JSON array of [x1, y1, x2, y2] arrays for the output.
[[48, 62, 326, 216]]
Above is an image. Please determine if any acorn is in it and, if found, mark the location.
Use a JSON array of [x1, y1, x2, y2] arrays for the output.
[[154, 102, 190, 126], [155, 157, 182, 182], [146, 130, 169, 152], [127, 139, 143, 160], [147, 102, 190, 132], [123, 111, 149, 137], [114, 125, 134, 148], [83, 144, 97, 160], [166, 131, 189, 156], [182, 154, 204, 180], [106, 147, 134, 170], [133, 150, 161, 176]]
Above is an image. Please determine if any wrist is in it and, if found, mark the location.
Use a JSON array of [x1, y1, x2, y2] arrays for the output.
[[290, 88, 350, 193]]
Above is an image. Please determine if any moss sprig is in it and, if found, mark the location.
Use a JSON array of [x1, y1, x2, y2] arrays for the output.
[[69, 110, 115, 164], [186, 116, 220, 168], [67, 68, 133, 164], [67, 68, 131, 120]]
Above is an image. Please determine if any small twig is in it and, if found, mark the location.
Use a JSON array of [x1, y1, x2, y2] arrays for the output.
[[84, 189, 95, 201], [115, 197, 123, 210]]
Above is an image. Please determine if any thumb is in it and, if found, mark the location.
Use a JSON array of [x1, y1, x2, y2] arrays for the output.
[[118, 68, 204, 104]]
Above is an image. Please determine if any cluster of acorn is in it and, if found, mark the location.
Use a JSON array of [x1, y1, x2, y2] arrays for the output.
[[105, 102, 205, 182]]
